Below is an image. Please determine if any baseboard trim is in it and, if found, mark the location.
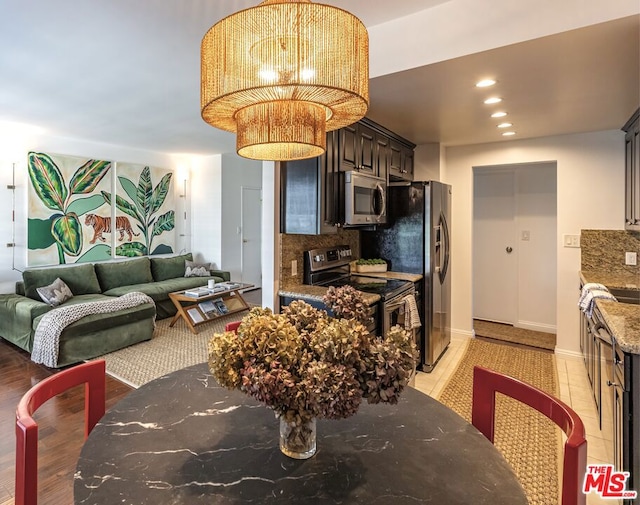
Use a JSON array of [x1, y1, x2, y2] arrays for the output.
[[515, 320, 557, 334], [555, 348, 583, 361], [452, 328, 473, 341]]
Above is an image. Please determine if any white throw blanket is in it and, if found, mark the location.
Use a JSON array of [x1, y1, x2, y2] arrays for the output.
[[31, 292, 155, 367]]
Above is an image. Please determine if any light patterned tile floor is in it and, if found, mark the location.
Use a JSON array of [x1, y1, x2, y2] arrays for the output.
[[411, 338, 618, 505]]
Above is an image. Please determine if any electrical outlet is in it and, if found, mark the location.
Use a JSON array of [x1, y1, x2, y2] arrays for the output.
[[291, 260, 298, 277], [521, 230, 530, 241], [625, 252, 637, 266], [563, 234, 580, 248]]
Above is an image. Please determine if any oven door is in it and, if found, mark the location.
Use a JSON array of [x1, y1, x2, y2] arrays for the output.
[[344, 171, 386, 226]]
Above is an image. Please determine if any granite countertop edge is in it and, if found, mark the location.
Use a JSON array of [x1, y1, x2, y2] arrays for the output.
[[279, 284, 381, 306], [580, 271, 640, 354]]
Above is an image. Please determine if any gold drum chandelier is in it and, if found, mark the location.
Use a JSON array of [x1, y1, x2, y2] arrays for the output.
[[201, 0, 369, 161]]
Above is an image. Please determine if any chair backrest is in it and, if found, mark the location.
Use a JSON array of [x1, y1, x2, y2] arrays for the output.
[[15, 359, 106, 505], [225, 321, 241, 333], [471, 365, 587, 505]]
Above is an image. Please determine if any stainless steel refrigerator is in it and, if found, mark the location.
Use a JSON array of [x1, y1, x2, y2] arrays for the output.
[[361, 181, 452, 372]]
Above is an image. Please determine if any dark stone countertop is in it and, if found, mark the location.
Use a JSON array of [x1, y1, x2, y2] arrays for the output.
[[74, 363, 528, 505], [580, 271, 640, 354]]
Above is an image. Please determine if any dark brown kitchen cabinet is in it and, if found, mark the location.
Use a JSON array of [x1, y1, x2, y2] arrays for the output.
[[280, 117, 415, 233], [389, 139, 414, 181], [337, 120, 380, 177], [624, 108, 640, 230]]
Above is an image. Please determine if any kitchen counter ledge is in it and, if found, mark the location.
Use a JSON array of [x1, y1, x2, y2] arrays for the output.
[[581, 271, 640, 354], [279, 284, 381, 306]]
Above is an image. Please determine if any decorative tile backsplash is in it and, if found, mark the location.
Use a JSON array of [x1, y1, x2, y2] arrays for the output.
[[280, 230, 360, 289], [581, 229, 640, 275]]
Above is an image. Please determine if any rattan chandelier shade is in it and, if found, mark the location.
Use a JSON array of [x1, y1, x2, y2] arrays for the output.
[[201, 0, 369, 161]]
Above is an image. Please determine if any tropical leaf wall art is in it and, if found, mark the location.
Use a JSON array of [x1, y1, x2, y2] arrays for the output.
[[27, 152, 112, 266], [104, 163, 175, 257]]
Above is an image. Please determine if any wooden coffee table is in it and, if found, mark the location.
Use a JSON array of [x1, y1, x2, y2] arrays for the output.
[[168, 282, 254, 334]]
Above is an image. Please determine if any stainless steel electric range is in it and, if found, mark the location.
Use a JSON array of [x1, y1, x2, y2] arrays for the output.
[[303, 245, 415, 337]]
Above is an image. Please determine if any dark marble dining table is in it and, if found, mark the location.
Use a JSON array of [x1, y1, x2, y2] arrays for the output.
[[74, 363, 528, 504]]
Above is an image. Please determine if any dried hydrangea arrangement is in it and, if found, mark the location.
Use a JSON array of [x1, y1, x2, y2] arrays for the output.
[[207, 285, 417, 458]]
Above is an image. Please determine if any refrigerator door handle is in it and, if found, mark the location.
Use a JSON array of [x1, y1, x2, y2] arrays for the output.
[[438, 212, 450, 283], [434, 224, 442, 273]]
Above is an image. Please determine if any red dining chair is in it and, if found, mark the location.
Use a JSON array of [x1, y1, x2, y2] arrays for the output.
[[225, 321, 241, 333], [15, 359, 106, 505], [472, 365, 587, 505]]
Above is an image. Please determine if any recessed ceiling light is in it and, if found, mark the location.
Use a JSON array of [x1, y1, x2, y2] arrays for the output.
[[502, 131, 516, 136], [476, 79, 496, 88], [497, 122, 513, 128], [484, 97, 502, 104], [491, 111, 507, 118]]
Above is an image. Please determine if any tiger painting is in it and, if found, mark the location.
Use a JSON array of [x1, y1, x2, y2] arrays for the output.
[[84, 214, 140, 244]]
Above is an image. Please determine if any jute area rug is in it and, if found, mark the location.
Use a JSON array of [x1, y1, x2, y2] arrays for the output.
[[437, 338, 560, 505], [474, 319, 557, 351], [97, 311, 248, 388]]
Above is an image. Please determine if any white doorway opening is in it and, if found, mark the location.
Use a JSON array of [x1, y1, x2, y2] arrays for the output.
[[472, 162, 557, 333], [241, 186, 262, 288]]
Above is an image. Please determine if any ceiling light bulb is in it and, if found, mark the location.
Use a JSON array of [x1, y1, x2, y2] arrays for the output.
[[476, 79, 496, 88], [484, 97, 502, 105], [491, 112, 507, 118], [502, 131, 516, 136], [497, 122, 513, 128]]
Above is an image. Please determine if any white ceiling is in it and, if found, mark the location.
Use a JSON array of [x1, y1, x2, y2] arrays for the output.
[[0, 1, 638, 156]]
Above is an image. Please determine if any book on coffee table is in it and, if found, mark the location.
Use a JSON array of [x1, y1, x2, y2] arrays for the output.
[[213, 299, 228, 314], [198, 300, 219, 318], [187, 307, 205, 323], [184, 287, 209, 298]]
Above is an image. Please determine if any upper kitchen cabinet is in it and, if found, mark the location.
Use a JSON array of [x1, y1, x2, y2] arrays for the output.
[[337, 117, 413, 181], [389, 139, 415, 181], [280, 131, 338, 235], [624, 108, 640, 230]]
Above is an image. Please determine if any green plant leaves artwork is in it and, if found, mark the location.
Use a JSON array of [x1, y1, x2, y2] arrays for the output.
[[27, 152, 175, 266], [112, 163, 175, 258]]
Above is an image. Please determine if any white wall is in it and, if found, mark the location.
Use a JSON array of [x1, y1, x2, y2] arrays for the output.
[[0, 131, 195, 292], [261, 161, 278, 311], [219, 154, 263, 281], [190, 154, 222, 268], [443, 130, 625, 356]]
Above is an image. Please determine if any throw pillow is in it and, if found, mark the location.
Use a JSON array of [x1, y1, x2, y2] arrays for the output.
[[36, 277, 74, 306], [185, 260, 211, 278]]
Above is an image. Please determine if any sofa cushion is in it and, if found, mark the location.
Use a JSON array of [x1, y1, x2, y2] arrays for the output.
[[36, 277, 73, 306], [151, 253, 193, 281], [23, 263, 101, 301], [95, 257, 153, 292]]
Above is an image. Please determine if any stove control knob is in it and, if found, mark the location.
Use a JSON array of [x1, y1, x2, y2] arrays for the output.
[[314, 254, 324, 262]]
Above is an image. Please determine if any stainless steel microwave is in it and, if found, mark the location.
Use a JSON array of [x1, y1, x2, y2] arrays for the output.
[[344, 171, 387, 226]]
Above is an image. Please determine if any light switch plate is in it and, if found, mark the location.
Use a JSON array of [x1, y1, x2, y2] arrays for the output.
[[625, 252, 637, 266], [563, 234, 580, 248]]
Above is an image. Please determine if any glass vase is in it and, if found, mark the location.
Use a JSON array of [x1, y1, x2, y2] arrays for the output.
[[279, 416, 317, 459]]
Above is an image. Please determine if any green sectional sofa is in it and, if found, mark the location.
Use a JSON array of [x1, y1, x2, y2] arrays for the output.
[[0, 253, 230, 367]]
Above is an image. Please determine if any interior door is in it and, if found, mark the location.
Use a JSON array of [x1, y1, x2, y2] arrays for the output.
[[241, 186, 262, 288], [473, 170, 517, 324]]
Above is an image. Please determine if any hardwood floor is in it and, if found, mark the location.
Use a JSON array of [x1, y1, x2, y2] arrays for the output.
[[0, 339, 132, 504]]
